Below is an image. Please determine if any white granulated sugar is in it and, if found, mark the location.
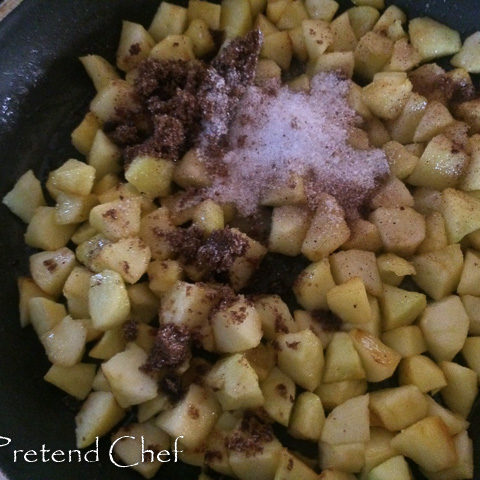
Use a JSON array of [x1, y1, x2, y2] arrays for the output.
[[204, 72, 390, 216]]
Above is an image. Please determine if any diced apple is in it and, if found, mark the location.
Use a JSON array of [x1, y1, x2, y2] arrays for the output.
[[419, 295, 469, 362], [349, 329, 401, 382], [391, 416, 457, 472], [102, 344, 158, 408], [276, 329, 324, 391], [320, 394, 370, 445]]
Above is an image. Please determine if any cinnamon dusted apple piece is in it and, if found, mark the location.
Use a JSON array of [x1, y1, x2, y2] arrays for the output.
[[293, 259, 336, 311], [276, 329, 324, 391], [156, 383, 221, 449], [261, 367, 296, 427], [211, 295, 262, 353], [206, 353, 264, 410], [116, 21, 155, 72], [301, 193, 350, 261], [369, 206, 425, 257]]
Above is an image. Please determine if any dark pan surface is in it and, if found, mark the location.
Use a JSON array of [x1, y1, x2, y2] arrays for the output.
[[0, 1, 478, 479]]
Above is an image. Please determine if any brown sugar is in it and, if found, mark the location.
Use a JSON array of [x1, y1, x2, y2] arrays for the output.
[[104, 31, 262, 164], [141, 323, 191, 373]]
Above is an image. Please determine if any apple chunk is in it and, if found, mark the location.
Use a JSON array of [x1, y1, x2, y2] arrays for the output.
[[391, 416, 457, 472]]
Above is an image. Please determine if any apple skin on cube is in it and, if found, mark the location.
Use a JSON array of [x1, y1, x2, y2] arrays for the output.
[[206, 354, 264, 411]]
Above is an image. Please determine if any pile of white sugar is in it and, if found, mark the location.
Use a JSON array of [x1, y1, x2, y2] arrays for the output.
[[203, 73, 390, 217]]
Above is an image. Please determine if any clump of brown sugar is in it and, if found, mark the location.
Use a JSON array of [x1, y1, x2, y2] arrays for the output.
[[197, 228, 248, 272], [104, 30, 262, 163], [141, 323, 191, 373], [166, 226, 249, 274], [225, 413, 275, 457]]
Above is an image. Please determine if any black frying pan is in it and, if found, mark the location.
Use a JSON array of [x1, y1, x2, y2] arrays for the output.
[[0, 1, 478, 479]]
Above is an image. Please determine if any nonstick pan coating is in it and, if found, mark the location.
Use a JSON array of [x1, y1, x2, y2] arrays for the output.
[[0, 1, 478, 479]]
